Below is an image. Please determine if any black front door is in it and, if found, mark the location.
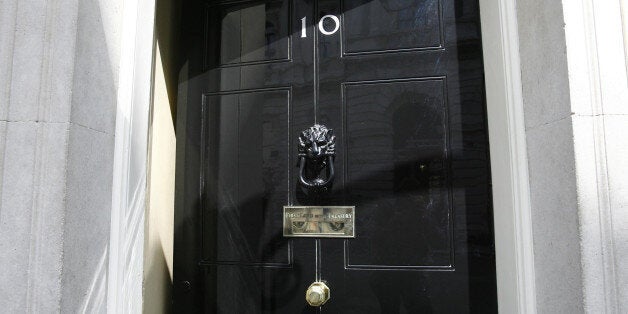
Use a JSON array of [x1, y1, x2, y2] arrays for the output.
[[174, 0, 496, 312]]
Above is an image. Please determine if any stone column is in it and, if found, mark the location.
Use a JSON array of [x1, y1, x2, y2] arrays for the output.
[[563, 1, 628, 312], [518, 0, 628, 312], [0, 0, 122, 312]]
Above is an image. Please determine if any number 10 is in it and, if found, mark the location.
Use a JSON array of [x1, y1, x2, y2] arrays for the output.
[[301, 15, 341, 38]]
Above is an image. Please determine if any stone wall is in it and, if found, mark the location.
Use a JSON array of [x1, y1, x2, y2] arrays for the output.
[[0, 0, 121, 311], [518, 0, 628, 312], [516, 0, 584, 312]]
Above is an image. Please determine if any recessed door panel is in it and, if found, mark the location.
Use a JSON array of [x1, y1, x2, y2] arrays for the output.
[[207, 0, 291, 66], [342, 0, 443, 54], [343, 78, 452, 269], [202, 90, 291, 265]]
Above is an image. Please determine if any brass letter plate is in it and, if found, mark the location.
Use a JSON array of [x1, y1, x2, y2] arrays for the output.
[[283, 206, 355, 238]]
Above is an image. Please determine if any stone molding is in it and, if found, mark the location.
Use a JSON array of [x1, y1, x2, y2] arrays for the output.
[[107, 0, 156, 312], [563, 0, 628, 312], [0, 0, 119, 312]]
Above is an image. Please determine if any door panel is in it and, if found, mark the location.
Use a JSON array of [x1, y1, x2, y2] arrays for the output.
[[212, 0, 291, 65], [342, 78, 451, 269], [175, 0, 496, 312], [342, 0, 443, 54], [317, 0, 495, 312], [176, 0, 318, 312], [202, 89, 292, 265]]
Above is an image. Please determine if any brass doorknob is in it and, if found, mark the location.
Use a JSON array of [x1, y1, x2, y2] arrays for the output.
[[305, 281, 330, 307]]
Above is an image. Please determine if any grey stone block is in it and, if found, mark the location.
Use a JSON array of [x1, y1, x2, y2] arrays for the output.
[[0, 121, 68, 313], [517, 0, 573, 130], [69, 0, 120, 134], [525, 116, 584, 313], [0, 0, 120, 312], [603, 115, 628, 312], [60, 123, 114, 312]]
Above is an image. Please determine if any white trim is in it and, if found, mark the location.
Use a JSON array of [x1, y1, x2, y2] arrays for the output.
[[107, 0, 156, 312], [479, 0, 537, 313]]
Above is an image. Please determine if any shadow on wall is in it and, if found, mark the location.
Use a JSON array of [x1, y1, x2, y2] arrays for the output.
[[155, 0, 182, 126], [143, 0, 182, 312], [144, 243, 173, 314]]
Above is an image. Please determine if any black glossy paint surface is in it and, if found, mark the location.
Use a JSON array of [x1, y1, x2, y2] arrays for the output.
[[174, 0, 496, 312]]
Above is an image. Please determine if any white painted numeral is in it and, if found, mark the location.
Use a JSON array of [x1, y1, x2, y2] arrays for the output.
[[318, 15, 340, 36], [300, 15, 341, 38]]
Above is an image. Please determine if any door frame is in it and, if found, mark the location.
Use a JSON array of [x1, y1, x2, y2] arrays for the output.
[[107, 0, 536, 312], [478, 0, 537, 312]]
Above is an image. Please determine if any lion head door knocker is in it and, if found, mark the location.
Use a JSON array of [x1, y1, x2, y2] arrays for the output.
[[298, 124, 336, 193]]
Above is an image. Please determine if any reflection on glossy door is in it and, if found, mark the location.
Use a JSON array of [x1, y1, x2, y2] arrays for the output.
[[174, 0, 497, 312]]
